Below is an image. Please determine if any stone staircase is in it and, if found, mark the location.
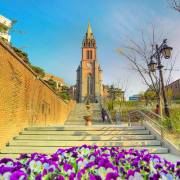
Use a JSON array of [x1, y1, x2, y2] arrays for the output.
[[65, 103, 106, 125], [0, 125, 169, 159], [0, 103, 176, 161]]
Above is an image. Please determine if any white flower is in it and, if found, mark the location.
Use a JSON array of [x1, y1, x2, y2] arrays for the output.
[[29, 160, 43, 172], [165, 173, 173, 180], [149, 161, 157, 173], [1, 172, 11, 180], [96, 167, 114, 179], [6, 161, 13, 167], [43, 163, 50, 169], [90, 155, 95, 161]]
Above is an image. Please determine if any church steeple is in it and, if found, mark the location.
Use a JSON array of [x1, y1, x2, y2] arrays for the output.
[[87, 22, 93, 39], [82, 21, 96, 48], [76, 21, 103, 103]]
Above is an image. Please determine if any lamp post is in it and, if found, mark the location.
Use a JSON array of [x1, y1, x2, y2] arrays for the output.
[[148, 39, 173, 118]]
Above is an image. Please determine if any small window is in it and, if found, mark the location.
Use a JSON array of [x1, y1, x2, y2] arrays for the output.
[[86, 50, 89, 59], [90, 50, 92, 59]]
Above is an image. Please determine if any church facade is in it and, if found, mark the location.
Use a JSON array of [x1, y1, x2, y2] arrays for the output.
[[76, 22, 103, 102]]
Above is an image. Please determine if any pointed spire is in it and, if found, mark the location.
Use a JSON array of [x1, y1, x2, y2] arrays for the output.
[[87, 21, 93, 39]]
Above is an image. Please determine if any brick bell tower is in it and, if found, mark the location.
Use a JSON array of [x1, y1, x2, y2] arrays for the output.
[[76, 22, 103, 103]]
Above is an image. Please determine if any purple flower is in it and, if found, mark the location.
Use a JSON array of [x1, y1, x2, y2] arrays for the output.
[[35, 174, 42, 180], [142, 154, 151, 163], [117, 153, 125, 159], [131, 159, 139, 167], [154, 164, 162, 169], [89, 174, 102, 180], [77, 171, 82, 180], [150, 173, 160, 180], [17, 153, 29, 160], [89, 174, 96, 180], [105, 172, 119, 180], [10, 170, 27, 180], [42, 169, 47, 176], [0, 145, 178, 179], [56, 175, 65, 180], [176, 168, 180, 178], [167, 163, 175, 171], [0, 158, 14, 164], [63, 163, 73, 172], [119, 167, 125, 174], [69, 172, 76, 180], [176, 161, 180, 166], [0, 166, 14, 174], [104, 162, 116, 170], [85, 161, 95, 169], [51, 154, 59, 161], [126, 169, 135, 179]]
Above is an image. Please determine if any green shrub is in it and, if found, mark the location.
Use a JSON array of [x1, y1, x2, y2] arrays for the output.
[[57, 92, 70, 101], [30, 65, 45, 78], [12, 46, 30, 64], [163, 108, 180, 133]]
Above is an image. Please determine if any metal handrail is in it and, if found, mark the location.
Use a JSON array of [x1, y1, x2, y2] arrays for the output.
[[128, 109, 166, 141]]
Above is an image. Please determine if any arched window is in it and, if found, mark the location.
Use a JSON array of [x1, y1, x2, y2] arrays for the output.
[[86, 50, 89, 59], [86, 50, 92, 59], [89, 50, 92, 59], [87, 74, 93, 95]]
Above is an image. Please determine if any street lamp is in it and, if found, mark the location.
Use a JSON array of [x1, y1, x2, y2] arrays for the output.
[[160, 44, 173, 59], [149, 39, 173, 118], [148, 58, 157, 72]]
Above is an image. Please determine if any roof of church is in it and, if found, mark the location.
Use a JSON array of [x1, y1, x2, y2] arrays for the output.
[[82, 21, 96, 47]]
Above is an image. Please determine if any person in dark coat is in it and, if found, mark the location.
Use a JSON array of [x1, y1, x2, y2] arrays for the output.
[[101, 108, 106, 122]]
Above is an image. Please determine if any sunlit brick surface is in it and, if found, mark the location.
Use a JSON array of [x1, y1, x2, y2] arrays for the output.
[[0, 40, 75, 149]]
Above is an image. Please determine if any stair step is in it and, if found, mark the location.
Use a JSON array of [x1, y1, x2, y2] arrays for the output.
[[26, 126, 146, 131], [1, 153, 175, 162], [65, 122, 105, 125], [0, 146, 168, 154], [0, 154, 19, 159], [9, 140, 161, 147], [15, 134, 155, 141], [21, 130, 150, 135]]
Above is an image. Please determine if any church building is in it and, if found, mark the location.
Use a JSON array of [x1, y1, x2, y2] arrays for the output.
[[76, 22, 103, 102]]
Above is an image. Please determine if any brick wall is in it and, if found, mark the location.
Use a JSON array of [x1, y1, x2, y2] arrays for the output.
[[0, 40, 75, 149]]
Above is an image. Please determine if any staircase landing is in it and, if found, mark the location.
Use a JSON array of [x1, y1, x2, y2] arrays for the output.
[[65, 103, 107, 125]]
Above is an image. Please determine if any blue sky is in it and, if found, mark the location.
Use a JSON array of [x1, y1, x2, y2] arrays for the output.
[[1, 0, 180, 98]]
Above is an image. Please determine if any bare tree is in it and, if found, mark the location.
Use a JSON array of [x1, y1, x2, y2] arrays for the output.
[[170, 0, 180, 12], [117, 27, 176, 102]]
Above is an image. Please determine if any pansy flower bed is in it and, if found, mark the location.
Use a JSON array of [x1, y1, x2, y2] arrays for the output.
[[0, 145, 179, 180]]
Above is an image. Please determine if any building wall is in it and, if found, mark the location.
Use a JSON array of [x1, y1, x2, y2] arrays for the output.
[[0, 15, 12, 42], [166, 79, 180, 99], [0, 40, 75, 149]]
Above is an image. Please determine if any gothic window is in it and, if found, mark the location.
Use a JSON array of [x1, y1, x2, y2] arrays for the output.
[[86, 50, 93, 59], [86, 50, 89, 59], [87, 74, 93, 95], [90, 50, 92, 59]]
